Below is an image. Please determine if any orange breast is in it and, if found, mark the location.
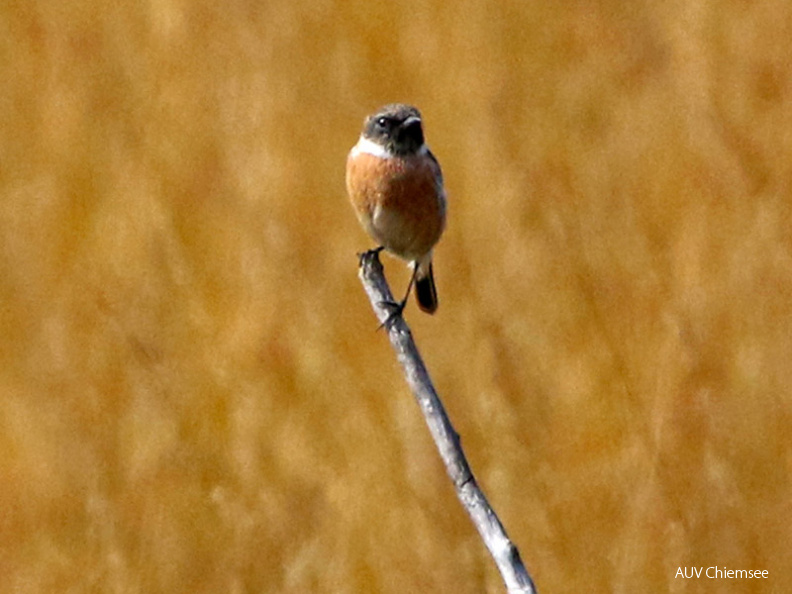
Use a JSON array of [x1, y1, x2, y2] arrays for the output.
[[346, 151, 446, 261]]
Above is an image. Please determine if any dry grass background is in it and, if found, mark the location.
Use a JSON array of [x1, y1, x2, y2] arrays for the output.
[[1, 1, 790, 592]]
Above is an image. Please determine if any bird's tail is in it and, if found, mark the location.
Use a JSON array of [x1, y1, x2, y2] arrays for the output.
[[415, 261, 438, 314]]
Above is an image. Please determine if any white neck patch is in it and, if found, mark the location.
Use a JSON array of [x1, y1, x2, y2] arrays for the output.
[[350, 137, 392, 159], [350, 136, 428, 159]]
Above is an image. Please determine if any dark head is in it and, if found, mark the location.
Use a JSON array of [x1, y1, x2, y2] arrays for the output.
[[361, 104, 425, 156]]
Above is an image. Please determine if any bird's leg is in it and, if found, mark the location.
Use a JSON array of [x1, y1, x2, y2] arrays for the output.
[[358, 245, 385, 267], [378, 262, 419, 330]]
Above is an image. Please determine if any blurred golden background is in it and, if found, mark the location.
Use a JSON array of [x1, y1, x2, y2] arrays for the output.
[[2, 1, 790, 592]]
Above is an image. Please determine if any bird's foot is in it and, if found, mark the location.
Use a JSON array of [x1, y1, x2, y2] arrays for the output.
[[357, 246, 385, 267], [376, 298, 407, 331]]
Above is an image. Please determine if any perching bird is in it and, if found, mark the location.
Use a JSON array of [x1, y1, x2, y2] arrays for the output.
[[346, 103, 446, 316]]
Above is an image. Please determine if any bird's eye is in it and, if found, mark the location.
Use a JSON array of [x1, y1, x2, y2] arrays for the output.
[[376, 116, 388, 128]]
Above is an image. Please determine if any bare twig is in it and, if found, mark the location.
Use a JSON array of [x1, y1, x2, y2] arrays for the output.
[[357, 250, 538, 594]]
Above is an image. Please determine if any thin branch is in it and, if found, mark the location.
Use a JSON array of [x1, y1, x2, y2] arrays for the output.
[[357, 250, 538, 594]]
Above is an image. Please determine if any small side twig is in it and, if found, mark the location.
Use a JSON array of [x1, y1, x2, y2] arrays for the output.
[[357, 250, 538, 594]]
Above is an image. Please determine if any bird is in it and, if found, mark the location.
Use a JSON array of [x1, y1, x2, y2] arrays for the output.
[[346, 103, 446, 318]]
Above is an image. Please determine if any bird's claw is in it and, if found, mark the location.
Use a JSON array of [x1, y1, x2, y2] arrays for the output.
[[377, 299, 406, 331]]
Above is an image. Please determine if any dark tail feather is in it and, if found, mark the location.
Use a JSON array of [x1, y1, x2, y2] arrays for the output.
[[415, 263, 438, 314]]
